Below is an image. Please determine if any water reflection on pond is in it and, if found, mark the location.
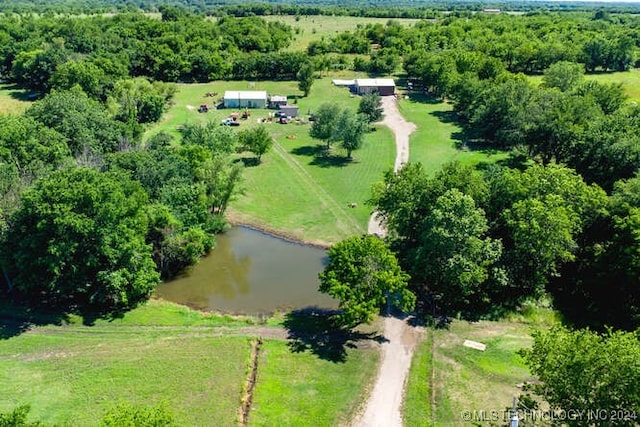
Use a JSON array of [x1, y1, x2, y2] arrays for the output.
[[155, 226, 337, 314]]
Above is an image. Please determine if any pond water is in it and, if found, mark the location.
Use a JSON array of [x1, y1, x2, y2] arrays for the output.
[[154, 226, 337, 314]]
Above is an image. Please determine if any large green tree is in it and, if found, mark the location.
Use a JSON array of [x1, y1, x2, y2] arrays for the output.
[[520, 326, 640, 427], [409, 189, 503, 313], [319, 235, 415, 328], [296, 62, 315, 97], [238, 124, 273, 163], [1, 167, 159, 313], [309, 102, 341, 149], [333, 110, 368, 160], [358, 93, 384, 123]]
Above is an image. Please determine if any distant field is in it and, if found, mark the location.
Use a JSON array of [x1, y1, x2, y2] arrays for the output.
[[146, 76, 395, 245], [263, 15, 421, 52], [0, 299, 379, 426], [529, 69, 640, 103]]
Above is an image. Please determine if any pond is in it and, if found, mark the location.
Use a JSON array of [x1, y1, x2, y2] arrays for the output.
[[155, 226, 337, 315]]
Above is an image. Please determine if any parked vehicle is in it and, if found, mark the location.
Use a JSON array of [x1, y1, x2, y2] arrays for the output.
[[221, 118, 240, 126]]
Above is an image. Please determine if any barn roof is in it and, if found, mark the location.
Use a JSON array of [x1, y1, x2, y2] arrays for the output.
[[355, 78, 395, 87], [332, 79, 356, 86], [224, 91, 268, 100]]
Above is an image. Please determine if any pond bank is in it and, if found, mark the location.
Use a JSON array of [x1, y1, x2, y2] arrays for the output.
[[226, 211, 334, 249]]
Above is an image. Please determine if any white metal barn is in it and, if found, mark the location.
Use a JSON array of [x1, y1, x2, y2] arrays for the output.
[[223, 91, 268, 108]]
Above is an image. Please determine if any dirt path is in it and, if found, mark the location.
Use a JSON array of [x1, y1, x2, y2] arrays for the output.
[[355, 96, 419, 427], [367, 96, 416, 238]]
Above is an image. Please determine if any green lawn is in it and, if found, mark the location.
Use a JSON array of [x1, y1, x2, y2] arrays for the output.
[[403, 331, 433, 427], [147, 77, 395, 245], [262, 15, 420, 52], [250, 339, 378, 426], [0, 303, 252, 426], [0, 299, 380, 426], [397, 93, 508, 174], [403, 303, 559, 427], [0, 84, 35, 115]]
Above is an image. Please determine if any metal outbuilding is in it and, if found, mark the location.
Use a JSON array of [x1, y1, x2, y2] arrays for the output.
[[223, 91, 268, 108]]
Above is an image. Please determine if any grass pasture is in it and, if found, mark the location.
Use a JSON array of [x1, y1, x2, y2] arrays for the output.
[[250, 339, 378, 426], [262, 15, 421, 52], [147, 77, 395, 245], [402, 319, 535, 427], [0, 300, 380, 426], [529, 69, 640, 103], [397, 93, 509, 174], [0, 84, 35, 115], [403, 300, 560, 427]]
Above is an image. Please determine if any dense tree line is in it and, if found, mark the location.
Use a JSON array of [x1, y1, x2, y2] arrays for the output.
[[1, 0, 639, 16], [0, 11, 294, 92], [0, 82, 243, 315], [370, 161, 640, 330], [308, 11, 640, 75]]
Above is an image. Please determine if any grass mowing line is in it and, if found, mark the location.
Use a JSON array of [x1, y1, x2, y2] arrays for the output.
[[274, 138, 365, 233], [271, 138, 364, 236]]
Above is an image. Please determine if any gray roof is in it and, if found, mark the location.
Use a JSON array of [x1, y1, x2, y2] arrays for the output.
[[355, 78, 395, 87]]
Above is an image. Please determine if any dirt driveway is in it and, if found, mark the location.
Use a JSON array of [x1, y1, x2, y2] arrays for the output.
[[356, 96, 421, 427]]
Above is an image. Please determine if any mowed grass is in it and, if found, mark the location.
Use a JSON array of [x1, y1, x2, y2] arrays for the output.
[[403, 331, 433, 427], [147, 77, 395, 245], [0, 299, 380, 426], [250, 339, 379, 426], [0, 305, 253, 425], [397, 93, 508, 174], [0, 84, 35, 115], [430, 320, 534, 426], [262, 15, 420, 52]]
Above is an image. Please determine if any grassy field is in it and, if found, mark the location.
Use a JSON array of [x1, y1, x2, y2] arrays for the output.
[[0, 84, 35, 115], [146, 77, 395, 245], [397, 93, 509, 174], [250, 339, 378, 426], [262, 15, 420, 52], [403, 330, 433, 427], [529, 69, 640, 103], [402, 305, 560, 427], [0, 299, 379, 426]]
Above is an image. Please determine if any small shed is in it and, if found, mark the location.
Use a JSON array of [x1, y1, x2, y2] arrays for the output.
[[223, 91, 268, 109], [278, 104, 299, 118], [269, 95, 287, 109], [354, 78, 396, 96]]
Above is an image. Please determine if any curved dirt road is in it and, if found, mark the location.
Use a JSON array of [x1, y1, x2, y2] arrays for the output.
[[355, 96, 420, 427]]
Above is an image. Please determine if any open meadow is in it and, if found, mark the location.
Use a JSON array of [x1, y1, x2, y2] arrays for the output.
[[262, 15, 421, 52], [0, 84, 36, 115], [0, 300, 379, 426], [529, 69, 640, 103]]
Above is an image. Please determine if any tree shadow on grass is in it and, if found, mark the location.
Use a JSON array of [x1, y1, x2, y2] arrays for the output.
[[290, 145, 352, 168], [0, 299, 71, 339], [2, 84, 39, 102], [283, 308, 388, 363], [234, 157, 260, 167], [406, 92, 442, 105]]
